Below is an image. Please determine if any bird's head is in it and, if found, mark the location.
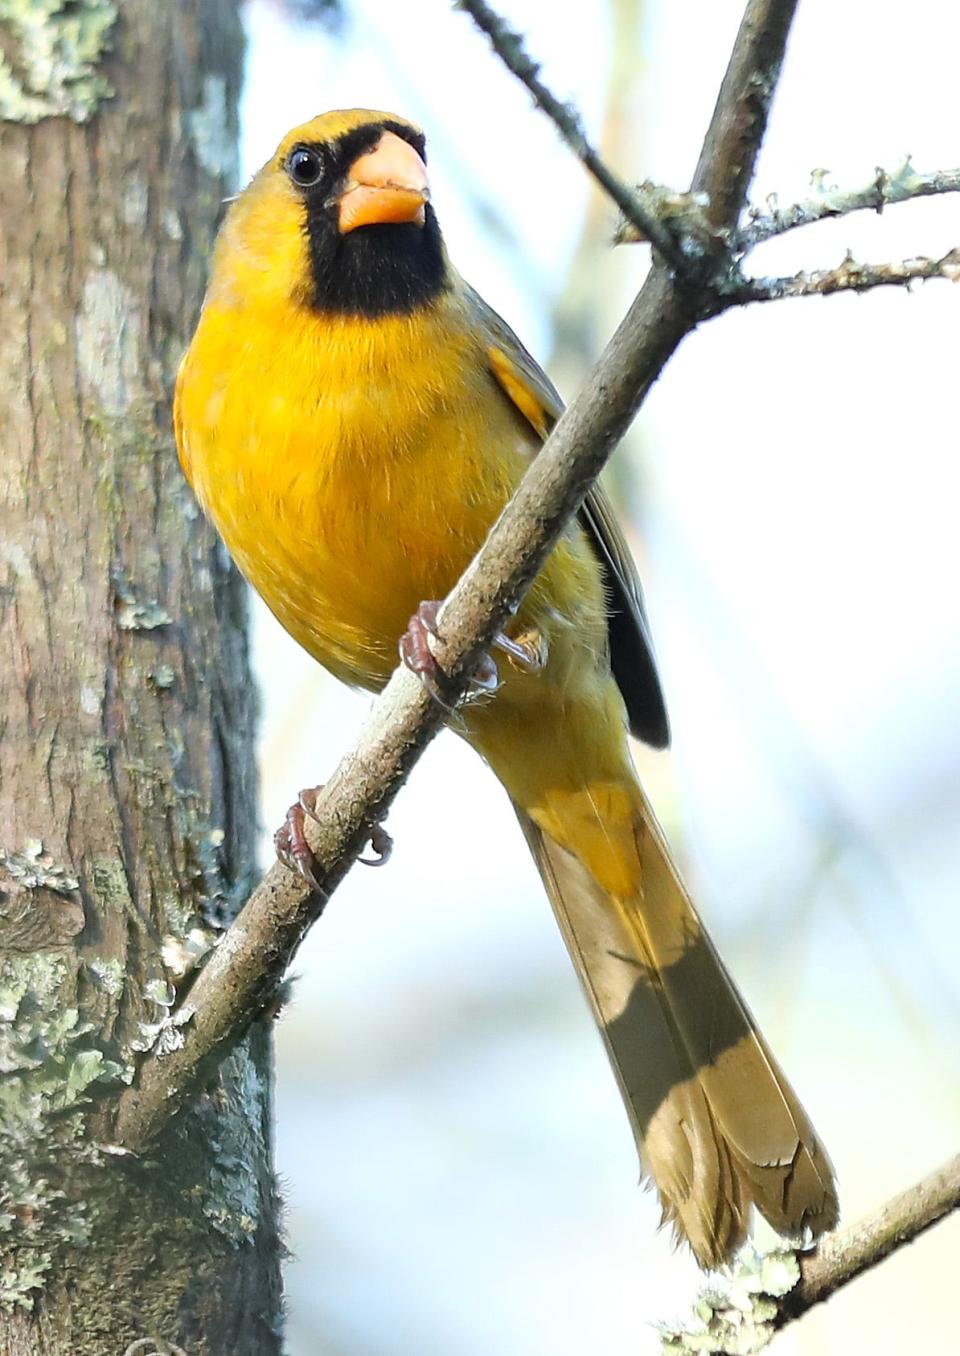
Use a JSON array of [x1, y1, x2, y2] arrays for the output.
[[213, 109, 447, 318]]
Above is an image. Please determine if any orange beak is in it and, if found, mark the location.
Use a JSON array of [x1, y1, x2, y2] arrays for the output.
[[336, 130, 429, 234]]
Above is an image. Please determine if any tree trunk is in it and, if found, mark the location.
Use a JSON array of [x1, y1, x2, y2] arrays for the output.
[[0, 4, 281, 1352]]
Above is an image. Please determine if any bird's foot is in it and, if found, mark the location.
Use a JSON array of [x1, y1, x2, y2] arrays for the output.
[[399, 600, 499, 706], [400, 602, 546, 705], [274, 785, 393, 889], [274, 788, 325, 892], [398, 600, 450, 705]]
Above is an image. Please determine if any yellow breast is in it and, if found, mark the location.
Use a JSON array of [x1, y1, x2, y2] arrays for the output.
[[176, 287, 535, 689]]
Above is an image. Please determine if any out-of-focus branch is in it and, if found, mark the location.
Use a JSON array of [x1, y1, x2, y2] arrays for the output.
[[741, 160, 960, 248], [113, 0, 801, 1151], [660, 1153, 960, 1353], [453, 0, 692, 273], [738, 246, 960, 301]]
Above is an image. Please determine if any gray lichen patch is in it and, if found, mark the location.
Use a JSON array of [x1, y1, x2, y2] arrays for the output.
[[0, 841, 79, 894], [147, 663, 176, 690], [660, 1248, 801, 1354], [0, 0, 118, 124], [187, 73, 239, 187], [121, 174, 149, 227], [0, 952, 128, 1108], [84, 955, 124, 999], [130, 1001, 195, 1058], [0, 951, 129, 1311], [75, 268, 142, 416], [0, 844, 84, 951], [112, 574, 172, 632], [0, 993, 272, 1314], [0, 1244, 53, 1313]]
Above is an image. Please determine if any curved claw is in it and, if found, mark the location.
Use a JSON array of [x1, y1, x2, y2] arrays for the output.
[[469, 651, 500, 695], [400, 598, 509, 707], [282, 784, 392, 875], [399, 600, 457, 710], [359, 822, 393, 867], [274, 803, 324, 893]]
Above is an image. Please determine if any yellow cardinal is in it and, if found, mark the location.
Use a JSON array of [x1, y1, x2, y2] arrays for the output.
[[175, 109, 838, 1266]]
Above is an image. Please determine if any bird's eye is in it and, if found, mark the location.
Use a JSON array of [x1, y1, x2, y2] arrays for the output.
[[287, 147, 323, 188]]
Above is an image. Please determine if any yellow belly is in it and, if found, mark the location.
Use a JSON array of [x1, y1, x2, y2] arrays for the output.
[[176, 291, 610, 708]]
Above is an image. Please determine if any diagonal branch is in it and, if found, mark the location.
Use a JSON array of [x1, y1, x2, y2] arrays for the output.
[[113, 0, 801, 1152], [660, 1153, 960, 1353]]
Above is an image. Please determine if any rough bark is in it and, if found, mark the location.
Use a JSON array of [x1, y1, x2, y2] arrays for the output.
[[0, 3, 281, 1353]]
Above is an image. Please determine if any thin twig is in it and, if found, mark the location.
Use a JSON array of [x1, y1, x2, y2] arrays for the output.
[[742, 160, 960, 248], [788, 1152, 960, 1316], [738, 246, 960, 302], [660, 1153, 960, 1352], [113, 0, 801, 1151], [453, 0, 691, 274]]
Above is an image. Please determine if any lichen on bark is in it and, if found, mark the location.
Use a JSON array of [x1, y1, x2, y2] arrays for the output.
[[0, 950, 123, 1311], [0, 1, 282, 1349], [0, 0, 118, 124]]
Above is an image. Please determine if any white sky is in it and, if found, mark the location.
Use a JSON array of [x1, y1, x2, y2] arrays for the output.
[[238, 3, 960, 1352]]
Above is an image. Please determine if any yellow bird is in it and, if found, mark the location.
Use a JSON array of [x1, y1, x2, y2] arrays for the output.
[[175, 109, 838, 1266]]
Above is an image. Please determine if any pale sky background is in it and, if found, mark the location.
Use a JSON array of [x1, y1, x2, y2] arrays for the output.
[[237, 2, 960, 1352]]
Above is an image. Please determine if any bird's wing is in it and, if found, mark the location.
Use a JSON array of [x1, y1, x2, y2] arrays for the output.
[[462, 281, 669, 748]]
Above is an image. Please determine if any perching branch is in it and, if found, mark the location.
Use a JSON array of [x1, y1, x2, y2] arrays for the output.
[[741, 159, 960, 248], [113, 0, 800, 1151], [660, 1153, 960, 1353]]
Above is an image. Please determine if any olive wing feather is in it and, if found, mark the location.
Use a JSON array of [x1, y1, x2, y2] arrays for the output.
[[463, 281, 669, 748]]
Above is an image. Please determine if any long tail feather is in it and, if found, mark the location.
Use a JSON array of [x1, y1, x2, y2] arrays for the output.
[[515, 782, 838, 1268]]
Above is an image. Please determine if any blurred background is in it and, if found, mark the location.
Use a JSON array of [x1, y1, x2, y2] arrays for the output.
[[237, 2, 960, 1351]]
